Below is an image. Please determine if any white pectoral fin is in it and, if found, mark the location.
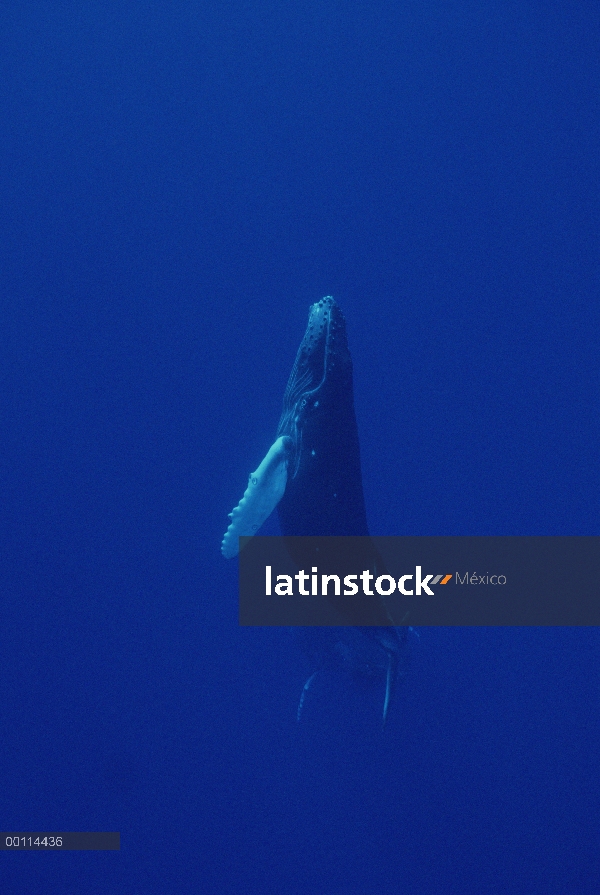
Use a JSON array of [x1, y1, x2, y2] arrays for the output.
[[221, 436, 293, 558]]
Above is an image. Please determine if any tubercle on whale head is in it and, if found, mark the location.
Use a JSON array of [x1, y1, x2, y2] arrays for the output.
[[300, 296, 350, 382]]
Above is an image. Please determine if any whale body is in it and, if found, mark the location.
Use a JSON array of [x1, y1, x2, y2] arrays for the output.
[[222, 296, 407, 724]]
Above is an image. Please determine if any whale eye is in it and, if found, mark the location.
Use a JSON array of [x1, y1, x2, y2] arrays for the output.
[[251, 477, 258, 485]]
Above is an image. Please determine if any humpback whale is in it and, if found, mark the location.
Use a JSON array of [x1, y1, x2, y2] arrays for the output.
[[222, 296, 407, 724]]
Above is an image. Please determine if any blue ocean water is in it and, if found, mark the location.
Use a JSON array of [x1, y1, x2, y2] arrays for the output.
[[1, 1, 598, 892]]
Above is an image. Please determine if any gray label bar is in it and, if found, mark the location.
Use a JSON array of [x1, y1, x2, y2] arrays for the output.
[[239, 536, 600, 626], [1, 833, 120, 850]]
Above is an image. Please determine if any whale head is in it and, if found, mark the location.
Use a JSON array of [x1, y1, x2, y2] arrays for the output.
[[276, 296, 352, 478]]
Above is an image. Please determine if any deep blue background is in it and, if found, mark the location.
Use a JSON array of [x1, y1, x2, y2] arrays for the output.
[[1, 1, 598, 892]]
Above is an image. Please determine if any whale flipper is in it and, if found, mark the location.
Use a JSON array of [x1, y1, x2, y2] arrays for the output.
[[221, 435, 293, 558]]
